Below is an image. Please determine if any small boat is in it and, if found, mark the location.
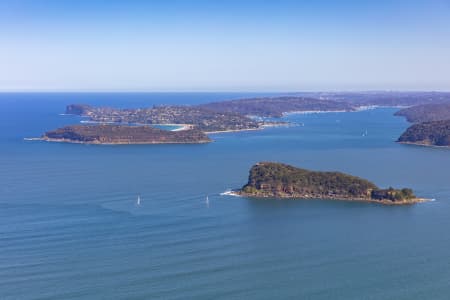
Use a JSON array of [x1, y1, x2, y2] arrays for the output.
[[137, 195, 141, 206]]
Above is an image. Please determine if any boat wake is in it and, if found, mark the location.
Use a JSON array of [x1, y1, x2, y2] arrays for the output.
[[220, 190, 241, 197]]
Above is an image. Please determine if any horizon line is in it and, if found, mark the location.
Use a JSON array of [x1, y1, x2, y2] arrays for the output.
[[0, 89, 450, 94]]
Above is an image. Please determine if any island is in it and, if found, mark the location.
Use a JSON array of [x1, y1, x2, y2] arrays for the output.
[[397, 120, 450, 147], [39, 125, 212, 144], [234, 162, 423, 204]]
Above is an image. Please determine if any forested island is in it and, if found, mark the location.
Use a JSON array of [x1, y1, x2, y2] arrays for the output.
[[397, 120, 450, 147], [40, 125, 212, 144], [236, 162, 423, 204]]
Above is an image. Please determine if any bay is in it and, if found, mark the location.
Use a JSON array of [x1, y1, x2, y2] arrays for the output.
[[0, 93, 449, 299]]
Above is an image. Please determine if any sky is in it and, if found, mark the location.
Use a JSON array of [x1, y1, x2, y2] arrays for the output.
[[1, 0, 449, 92]]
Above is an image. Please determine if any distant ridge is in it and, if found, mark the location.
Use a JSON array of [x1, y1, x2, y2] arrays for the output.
[[198, 97, 355, 117], [394, 103, 450, 123]]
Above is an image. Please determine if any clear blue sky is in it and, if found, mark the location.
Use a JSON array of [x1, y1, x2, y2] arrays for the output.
[[1, 0, 449, 91]]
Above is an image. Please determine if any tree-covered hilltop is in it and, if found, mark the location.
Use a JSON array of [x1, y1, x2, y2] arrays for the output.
[[238, 162, 419, 204], [397, 120, 450, 147], [42, 125, 211, 144], [199, 97, 356, 117], [394, 103, 450, 123]]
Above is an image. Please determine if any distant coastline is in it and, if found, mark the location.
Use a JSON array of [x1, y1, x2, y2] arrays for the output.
[[39, 93, 450, 147]]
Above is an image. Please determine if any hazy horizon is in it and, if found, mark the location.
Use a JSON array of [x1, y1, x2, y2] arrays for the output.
[[1, 89, 449, 94], [2, 0, 450, 91]]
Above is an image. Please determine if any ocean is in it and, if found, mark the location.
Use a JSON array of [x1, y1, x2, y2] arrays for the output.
[[0, 93, 449, 299]]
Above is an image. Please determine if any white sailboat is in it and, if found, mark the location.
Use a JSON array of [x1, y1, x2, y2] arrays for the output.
[[137, 195, 141, 206], [362, 129, 368, 137], [206, 195, 209, 206]]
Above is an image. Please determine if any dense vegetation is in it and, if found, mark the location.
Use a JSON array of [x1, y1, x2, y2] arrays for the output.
[[199, 97, 355, 117], [42, 125, 211, 144], [397, 120, 450, 146], [394, 103, 450, 123], [239, 162, 418, 203]]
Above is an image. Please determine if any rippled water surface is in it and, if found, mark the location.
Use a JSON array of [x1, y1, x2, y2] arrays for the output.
[[1, 93, 449, 299]]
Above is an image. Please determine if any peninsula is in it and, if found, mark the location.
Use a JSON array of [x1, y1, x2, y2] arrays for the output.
[[63, 97, 356, 135], [235, 162, 423, 204], [40, 125, 212, 144], [397, 120, 450, 147], [60, 95, 450, 147], [66, 104, 262, 133], [67, 93, 450, 131], [394, 103, 450, 147]]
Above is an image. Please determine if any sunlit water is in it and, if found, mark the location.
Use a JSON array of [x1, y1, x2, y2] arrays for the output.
[[0, 93, 449, 299]]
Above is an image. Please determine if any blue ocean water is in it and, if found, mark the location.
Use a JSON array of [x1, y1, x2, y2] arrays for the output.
[[0, 93, 449, 300]]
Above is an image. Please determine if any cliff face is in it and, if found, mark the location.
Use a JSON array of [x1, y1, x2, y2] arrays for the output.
[[238, 162, 418, 203], [397, 120, 450, 147], [42, 125, 211, 144]]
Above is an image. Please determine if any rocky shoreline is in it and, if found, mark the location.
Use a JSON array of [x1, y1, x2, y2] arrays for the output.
[[38, 137, 211, 145], [234, 190, 427, 205], [398, 141, 450, 149]]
